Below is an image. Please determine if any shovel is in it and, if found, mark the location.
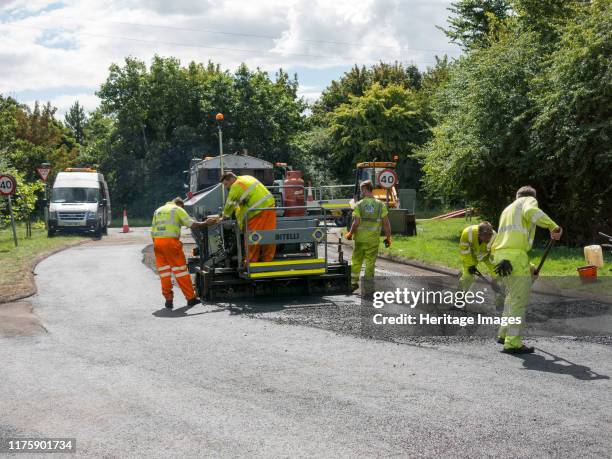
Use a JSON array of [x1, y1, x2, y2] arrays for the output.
[[534, 239, 556, 276], [473, 268, 502, 294]]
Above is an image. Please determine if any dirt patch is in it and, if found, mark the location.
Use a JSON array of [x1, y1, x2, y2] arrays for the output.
[[0, 301, 46, 337]]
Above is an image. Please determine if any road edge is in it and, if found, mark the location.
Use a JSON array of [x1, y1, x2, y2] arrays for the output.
[[378, 250, 612, 305], [0, 239, 90, 304]]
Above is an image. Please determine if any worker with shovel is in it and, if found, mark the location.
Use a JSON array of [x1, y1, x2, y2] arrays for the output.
[[459, 222, 496, 289], [492, 186, 562, 354], [458, 221, 503, 309]]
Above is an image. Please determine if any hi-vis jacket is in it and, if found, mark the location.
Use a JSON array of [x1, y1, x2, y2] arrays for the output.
[[151, 202, 194, 238], [492, 196, 558, 253], [460, 225, 496, 269], [352, 197, 388, 245], [222, 175, 275, 229]]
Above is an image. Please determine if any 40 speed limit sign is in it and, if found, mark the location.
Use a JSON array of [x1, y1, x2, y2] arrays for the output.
[[0, 174, 17, 196], [377, 169, 398, 189]]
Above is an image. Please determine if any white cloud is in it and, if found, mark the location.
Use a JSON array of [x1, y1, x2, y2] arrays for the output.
[[0, 0, 460, 109]]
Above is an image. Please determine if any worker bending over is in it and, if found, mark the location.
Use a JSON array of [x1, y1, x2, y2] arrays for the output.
[[346, 180, 392, 293], [151, 197, 212, 309], [492, 186, 562, 354], [213, 172, 276, 263], [459, 221, 496, 291]]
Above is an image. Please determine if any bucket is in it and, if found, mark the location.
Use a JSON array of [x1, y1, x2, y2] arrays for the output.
[[577, 265, 598, 282], [584, 245, 604, 268]]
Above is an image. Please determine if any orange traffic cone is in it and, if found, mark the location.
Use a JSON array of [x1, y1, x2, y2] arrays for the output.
[[122, 208, 130, 233], [307, 181, 314, 203]]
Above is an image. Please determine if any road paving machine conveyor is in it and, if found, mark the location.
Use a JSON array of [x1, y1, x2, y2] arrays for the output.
[[188, 205, 351, 300]]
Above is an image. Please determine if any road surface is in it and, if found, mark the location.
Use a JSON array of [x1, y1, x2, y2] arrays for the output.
[[1, 229, 610, 457]]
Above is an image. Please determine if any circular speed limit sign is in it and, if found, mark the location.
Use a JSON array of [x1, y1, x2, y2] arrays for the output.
[[0, 174, 17, 196], [378, 169, 398, 189]]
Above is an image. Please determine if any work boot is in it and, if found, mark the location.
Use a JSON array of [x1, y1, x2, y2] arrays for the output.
[[502, 345, 535, 355], [187, 297, 201, 307], [165, 299, 173, 310]]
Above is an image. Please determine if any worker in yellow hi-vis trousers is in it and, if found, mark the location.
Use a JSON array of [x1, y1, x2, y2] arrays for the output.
[[459, 221, 496, 291], [345, 180, 391, 294], [492, 186, 562, 354]]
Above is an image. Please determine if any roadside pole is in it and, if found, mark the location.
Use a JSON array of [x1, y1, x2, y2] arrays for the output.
[[8, 195, 18, 247], [216, 113, 225, 202], [0, 174, 18, 247], [35, 163, 51, 240]]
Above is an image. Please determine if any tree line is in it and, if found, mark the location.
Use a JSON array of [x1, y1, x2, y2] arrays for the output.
[[1, 0, 609, 243]]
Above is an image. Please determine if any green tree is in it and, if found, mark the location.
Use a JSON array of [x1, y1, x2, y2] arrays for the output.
[[64, 101, 87, 145], [96, 56, 307, 215], [421, 0, 611, 243], [530, 0, 612, 241], [440, 0, 510, 50], [312, 62, 422, 121], [328, 83, 430, 186]]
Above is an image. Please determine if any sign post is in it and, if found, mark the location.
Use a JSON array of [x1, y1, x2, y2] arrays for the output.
[[37, 163, 51, 229], [216, 113, 225, 201], [0, 174, 18, 247]]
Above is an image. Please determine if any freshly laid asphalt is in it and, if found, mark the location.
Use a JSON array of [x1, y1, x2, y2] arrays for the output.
[[1, 228, 610, 457]]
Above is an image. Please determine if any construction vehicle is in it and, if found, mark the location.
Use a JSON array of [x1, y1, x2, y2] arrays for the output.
[[353, 161, 400, 208], [183, 153, 351, 300]]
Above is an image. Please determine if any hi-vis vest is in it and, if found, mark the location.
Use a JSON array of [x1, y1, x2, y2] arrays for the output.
[[151, 202, 194, 239], [222, 175, 275, 229], [459, 225, 496, 268], [492, 196, 558, 253], [353, 197, 387, 244]]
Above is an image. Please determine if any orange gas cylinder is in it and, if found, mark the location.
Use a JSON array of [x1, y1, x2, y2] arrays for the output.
[[283, 170, 305, 216]]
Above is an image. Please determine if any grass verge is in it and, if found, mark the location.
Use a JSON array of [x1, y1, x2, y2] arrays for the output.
[[0, 223, 87, 302], [380, 219, 612, 277]]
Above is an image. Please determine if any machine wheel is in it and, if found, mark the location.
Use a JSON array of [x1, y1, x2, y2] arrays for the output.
[[334, 215, 347, 228], [94, 222, 102, 238]]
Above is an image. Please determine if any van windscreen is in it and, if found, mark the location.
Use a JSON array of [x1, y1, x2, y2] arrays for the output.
[[52, 187, 99, 203]]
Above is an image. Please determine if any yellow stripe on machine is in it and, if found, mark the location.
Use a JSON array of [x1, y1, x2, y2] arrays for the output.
[[321, 203, 351, 209], [250, 258, 325, 267], [249, 268, 326, 278]]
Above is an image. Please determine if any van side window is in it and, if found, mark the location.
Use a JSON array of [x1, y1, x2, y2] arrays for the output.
[[99, 183, 106, 199]]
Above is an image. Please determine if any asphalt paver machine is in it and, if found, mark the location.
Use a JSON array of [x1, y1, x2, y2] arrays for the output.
[[187, 196, 351, 300]]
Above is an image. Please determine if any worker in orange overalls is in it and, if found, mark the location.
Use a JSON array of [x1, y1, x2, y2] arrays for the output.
[[209, 171, 276, 263], [151, 197, 212, 309]]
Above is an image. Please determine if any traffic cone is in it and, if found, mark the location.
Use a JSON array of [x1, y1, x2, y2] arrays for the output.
[[122, 208, 130, 233], [307, 181, 314, 203]]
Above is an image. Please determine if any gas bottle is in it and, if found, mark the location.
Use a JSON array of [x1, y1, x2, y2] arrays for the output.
[[584, 245, 604, 268], [283, 170, 305, 216]]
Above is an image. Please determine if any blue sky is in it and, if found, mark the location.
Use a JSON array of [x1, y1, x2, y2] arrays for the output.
[[0, 0, 460, 117]]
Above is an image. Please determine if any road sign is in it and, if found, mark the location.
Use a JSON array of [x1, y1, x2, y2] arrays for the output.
[[36, 165, 51, 182], [0, 174, 17, 196], [378, 169, 398, 189], [0, 174, 18, 246]]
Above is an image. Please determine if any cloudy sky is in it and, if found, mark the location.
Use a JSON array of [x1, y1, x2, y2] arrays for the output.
[[0, 0, 460, 117]]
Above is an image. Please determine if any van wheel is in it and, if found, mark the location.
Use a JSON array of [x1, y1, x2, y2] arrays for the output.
[[102, 224, 108, 235], [94, 222, 102, 238], [47, 228, 55, 237]]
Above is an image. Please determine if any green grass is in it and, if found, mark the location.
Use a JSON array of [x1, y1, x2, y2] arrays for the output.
[[0, 223, 87, 300], [380, 219, 612, 277]]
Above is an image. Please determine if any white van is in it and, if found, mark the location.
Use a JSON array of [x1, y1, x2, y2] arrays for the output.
[[46, 168, 111, 237]]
